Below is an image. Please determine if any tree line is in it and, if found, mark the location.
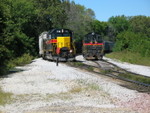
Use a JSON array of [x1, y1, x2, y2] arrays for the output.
[[0, 0, 150, 74]]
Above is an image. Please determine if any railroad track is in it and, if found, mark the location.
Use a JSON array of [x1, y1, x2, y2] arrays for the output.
[[66, 55, 150, 89], [91, 60, 150, 87]]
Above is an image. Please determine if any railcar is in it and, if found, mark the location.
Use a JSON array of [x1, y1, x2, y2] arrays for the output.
[[82, 32, 104, 60], [104, 41, 114, 53], [39, 29, 76, 61]]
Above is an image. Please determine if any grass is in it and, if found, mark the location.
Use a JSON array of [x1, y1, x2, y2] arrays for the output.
[[69, 87, 82, 93], [105, 51, 150, 66], [77, 79, 100, 91], [0, 88, 13, 106], [71, 62, 84, 67], [119, 73, 150, 84], [87, 83, 100, 90], [45, 92, 72, 101]]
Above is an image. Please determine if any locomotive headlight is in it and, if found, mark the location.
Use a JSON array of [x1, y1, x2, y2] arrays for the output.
[[70, 50, 73, 53]]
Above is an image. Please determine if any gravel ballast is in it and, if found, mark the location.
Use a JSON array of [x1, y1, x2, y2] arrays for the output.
[[0, 58, 149, 113]]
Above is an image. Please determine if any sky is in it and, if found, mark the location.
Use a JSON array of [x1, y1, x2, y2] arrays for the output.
[[71, 0, 150, 21]]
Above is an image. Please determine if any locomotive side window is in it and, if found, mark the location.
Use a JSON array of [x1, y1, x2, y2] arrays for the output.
[[51, 33, 56, 39], [84, 35, 91, 43]]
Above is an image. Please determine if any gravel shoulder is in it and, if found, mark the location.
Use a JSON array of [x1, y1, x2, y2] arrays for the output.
[[0, 58, 149, 113], [103, 57, 150, 77]]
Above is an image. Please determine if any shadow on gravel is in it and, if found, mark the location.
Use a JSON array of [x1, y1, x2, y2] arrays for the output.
[[0, 68, 24, 78]]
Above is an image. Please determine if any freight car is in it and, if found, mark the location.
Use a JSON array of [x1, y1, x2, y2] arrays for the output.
[[104, 41, 114, 53], [39, 29, 76, 62], [82, 32, 104, 60]]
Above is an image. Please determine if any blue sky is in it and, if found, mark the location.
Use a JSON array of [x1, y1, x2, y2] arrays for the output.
[[71, 0, 150, 21]]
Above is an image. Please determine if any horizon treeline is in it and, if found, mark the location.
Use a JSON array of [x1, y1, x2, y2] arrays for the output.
[[0, 0, 150, 74]]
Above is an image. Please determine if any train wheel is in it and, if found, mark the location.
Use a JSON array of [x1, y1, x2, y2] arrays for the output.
[[99, 55, 103, 60]]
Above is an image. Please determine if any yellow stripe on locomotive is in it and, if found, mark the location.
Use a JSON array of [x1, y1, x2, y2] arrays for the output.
[[57, 37, 70, 49]]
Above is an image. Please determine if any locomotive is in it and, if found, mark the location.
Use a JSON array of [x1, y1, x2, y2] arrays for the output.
[[39, 29, 76, 61], [82, 32, 104, 60]]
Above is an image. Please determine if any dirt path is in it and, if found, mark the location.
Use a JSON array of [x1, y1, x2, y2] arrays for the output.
[[0, 58, 149, 113]]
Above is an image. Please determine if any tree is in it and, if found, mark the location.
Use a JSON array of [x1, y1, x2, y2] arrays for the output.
[[91, 20, 108, 36], [129, 16, 150, 37], [108, 15, 129, 34], [64, 1, 95, 42]]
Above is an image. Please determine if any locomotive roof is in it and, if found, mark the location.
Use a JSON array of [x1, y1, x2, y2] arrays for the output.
[[85, 32, 100, 36], [48, 28, 72, 34]]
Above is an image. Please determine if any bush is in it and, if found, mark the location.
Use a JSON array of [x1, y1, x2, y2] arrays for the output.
[[9, 53, 33, 66], [113, 31, 150, 57], [0, 53, 33, 76]]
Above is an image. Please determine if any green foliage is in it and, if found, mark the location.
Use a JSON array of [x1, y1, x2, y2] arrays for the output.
[[114, 31, 150, 57], [64, 2, 95, 42], [108, 15, 150, 62], [0, 53, 33, 75], [91, 20, 108, 36], [129, 16, 150, 37], [9, 53, 33, 67], [108, 15, 129, 34]]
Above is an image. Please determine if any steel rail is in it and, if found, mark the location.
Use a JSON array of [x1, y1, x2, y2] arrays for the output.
[[91, 61, 150, 87]]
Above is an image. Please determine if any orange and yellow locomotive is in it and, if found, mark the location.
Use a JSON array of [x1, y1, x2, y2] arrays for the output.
[[39, 29, 76, 61]]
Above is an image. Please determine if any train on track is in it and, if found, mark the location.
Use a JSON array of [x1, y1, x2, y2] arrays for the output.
[[82, 32, 104, 60], [39, 29, 76, 62], [104, 41, 114, 53]]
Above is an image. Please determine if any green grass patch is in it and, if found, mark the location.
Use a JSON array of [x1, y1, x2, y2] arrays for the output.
[[77, 80, 100, 91], [87, 83, 100, 90], [119, 73, 150, 84], [0, 88, 13, 106], [100, 69, 112, 74], [106, 51, 150, 66], [87, 66, 93, 71], [71, 62, 84, 67]]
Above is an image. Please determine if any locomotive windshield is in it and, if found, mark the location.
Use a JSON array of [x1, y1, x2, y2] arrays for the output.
[[56, 30, 71, 37], [48, 29, 72, 39], [84, 33, 103, 43]]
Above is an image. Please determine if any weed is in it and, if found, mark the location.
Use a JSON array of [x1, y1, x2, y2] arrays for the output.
[[101, 69, 112, 74], [87, 66, 93, 71], [46, 92, 72, 101], [73, 62, 84, 67], [69, 87, 82, 93], [119, 73, 150, 84], [87, 83, 100, 90], [0, 88, 13, 106]]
